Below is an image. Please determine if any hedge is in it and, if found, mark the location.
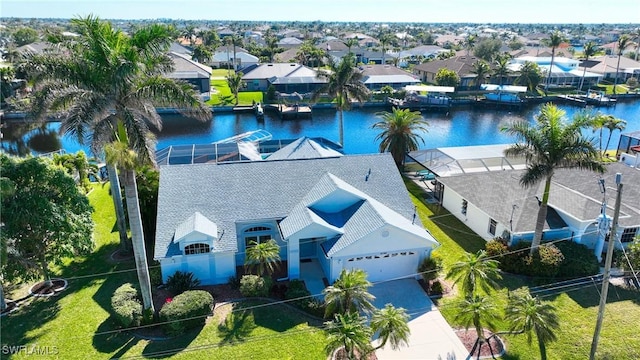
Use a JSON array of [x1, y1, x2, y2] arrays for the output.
[[159, 290, 214, 336], [239, 275, 272, 297], [111, 283, 142, 328]]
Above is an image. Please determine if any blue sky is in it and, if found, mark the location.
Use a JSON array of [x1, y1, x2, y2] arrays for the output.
[[2, 0, 639, 23]]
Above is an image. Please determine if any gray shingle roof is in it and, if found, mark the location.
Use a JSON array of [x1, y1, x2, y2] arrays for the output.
[[437, 162, 640, 233], [154, 154, 423, 258], [174, 212, 218, 242]]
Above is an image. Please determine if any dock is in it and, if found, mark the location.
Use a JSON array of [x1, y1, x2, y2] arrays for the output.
[[557, 95, 587, 106], [267, 104, 312, 119]]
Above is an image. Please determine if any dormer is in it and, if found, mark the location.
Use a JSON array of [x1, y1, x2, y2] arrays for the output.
[[174, 212, 218, 255]]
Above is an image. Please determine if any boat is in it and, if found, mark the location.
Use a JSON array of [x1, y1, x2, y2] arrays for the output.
[[480, 84, 527, 107], [254, 102, 264, 119], [388, 85, 454, 110], [583, 90, 616, 106]]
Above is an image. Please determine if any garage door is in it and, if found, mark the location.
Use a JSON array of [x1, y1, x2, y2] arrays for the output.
[[342, 251, 419, 282]]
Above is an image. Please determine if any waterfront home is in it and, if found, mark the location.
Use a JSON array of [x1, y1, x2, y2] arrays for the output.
[[435, 162, 639, 259], [358, 64, 420, 91], [241, 63, 325, 93], [412, 55, 482, 89], [580, 55, 640, 85], [154, 153, 439, 285], [511, 56, 602, 88], [166, 52, 212, 100]]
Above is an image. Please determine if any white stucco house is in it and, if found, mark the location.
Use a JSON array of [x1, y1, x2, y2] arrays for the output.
[[154, 152, 439, 285], [435, 162, 640, 260]]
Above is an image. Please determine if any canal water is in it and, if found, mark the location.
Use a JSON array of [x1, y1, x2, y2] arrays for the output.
[[2, 100, 639, 157]]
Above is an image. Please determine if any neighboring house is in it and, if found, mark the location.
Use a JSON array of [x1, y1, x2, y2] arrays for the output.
[[211, 51, 259, 71], [397, 45, 448, 67], [278, 37, 304, 49], [412, 55, 481, 88], [581, 55, 640, 84], [433, 34, 464, 48], [167, 52, 212, 98], [329, 49, 395, 65], [15, 41, 54, 55], [511, 56, 602, 88], [344, 33, 380, 48], [169, 42, 192, 56], [242, 63, 325, 92], [357, 64, 420, 90], [435, 162, 640, 257], [154, 153, 439, 285], [274, 48, 299, 63]]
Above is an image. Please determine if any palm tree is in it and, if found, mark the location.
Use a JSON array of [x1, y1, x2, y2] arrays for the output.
[[230, 34, 244, 72], [445, 250, 501, 298], [493, 55, 511, 86], [265, 36, 279, 62], [21, 15, 211, 310], [543, 31, 567, 92], [634, 28, 640, 62], [505, 288, 560, 360], [182, 25, 197, 47], [578, 41, 599, 92], [471, 60, 491, 90], [371, 304, 411, 351], [372, 107, 429, 168], [456, 295, 499, 359], [501, 103, 605, 254], [515, 61, 543, 93], [323, 268, 375, 317], [325, 312, 373, 360], [226, 71, 244, 105], [343, 38, 359, 55], [379, 32, 394, 65], [244, 239, 280, 277], [602, 116, 627, 156], [613, 34, 631, 94], [312, 54, 370, 146], [465, 34, 477, 56]]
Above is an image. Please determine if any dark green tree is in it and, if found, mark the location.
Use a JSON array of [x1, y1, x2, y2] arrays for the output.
[[516, 61, 544, 92], [226, 71, 245, 105], [323, 268, 375, 317], [434, 68, 460, 87], [372, 107, 429, 168], [543, 31, 567, 91], [12, 27, 39, 47], [578, 41, 599, 92]]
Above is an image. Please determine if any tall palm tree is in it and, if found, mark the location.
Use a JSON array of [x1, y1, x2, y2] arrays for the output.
[[505, 288, 560, 360], [244, 239, 280, 277], [379, 32, 394, 65], [22, 15, 211, 310], [543, 31, 567, 92], [312, 54, 370, 146], [634, 28, 640, 62], [578, 41, 599, 92], [501, 103, 605, 254], [265, 35, 279, 62], [455, 295, 499, 358], [602, 116, 627, 156], [371, 304, 411, 351], [613, 34, 631, 94], [226, 71, 244, 105], [465, 34, 477, 56], [516, 61, 543, 93], [323, 268, 375, 317], [325, 312, 373, 360], [471, 60, 491, 90], [230, 34, 244, 72], [493, 55, 511, 86], [372, 107, 429, 168], [445, 250, 501, 299]]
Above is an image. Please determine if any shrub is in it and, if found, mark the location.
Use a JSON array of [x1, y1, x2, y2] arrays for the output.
[[556, 241, 600, 278], [239, 275, 272, 297], [149, 261, 162, 287], [430, 280, 444, 295], [485, 239, 508, 258], [530, 244, 564, 277], [417, 257, 441, 283], [159, 290, 213, 336], [497, 242, 564, 278], [284, 280, 325, 317], [111, 283, 142, 328], [166, 271, 201, 296]]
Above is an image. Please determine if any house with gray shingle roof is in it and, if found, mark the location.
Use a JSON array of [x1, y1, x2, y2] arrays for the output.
[[154, 153, 439, 285], [436, 162, 640, 260], [167, 52, 212, 98]]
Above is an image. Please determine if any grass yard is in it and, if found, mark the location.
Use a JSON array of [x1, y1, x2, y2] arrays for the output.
[[0, 184, 325, 359], [405, 177, 640, 359], [206, 72, 263, 106]]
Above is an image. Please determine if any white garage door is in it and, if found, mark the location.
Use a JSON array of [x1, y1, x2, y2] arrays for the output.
[[342, 251, 419, 282]]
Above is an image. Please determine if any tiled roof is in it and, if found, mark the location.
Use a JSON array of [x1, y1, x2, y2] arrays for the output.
[[154, 154, 424, 258]]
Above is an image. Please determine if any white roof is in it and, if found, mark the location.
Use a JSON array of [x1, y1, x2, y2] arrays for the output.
[[481, 84, 527, 93], [174, 212, 218, 242], [438, 144, 515, 160], [405, 85, 455, 93]]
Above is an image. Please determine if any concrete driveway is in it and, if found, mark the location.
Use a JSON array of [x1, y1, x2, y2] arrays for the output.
[[369, 279, 469, 360]]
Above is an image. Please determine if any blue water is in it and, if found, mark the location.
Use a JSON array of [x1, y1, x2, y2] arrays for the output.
[[3, 100, 640, 157]]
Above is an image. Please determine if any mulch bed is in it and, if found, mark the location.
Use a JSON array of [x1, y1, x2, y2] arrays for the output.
[[334, 347, 378, 360], [29, 279, 68, 297], [455, 329, 505, 358], [109, 248, 133, 262], [1, 301, 18, 316]]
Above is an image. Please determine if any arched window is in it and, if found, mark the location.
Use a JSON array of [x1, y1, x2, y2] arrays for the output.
[[184, 243, 210, 255], [245, 226, 271, 233]]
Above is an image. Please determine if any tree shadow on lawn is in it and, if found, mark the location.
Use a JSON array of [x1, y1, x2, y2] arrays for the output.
[[218, 309, 257, 344], [140, 326, 202, 358], [549, 282, 640, 308], [236, 300, 321, 332]]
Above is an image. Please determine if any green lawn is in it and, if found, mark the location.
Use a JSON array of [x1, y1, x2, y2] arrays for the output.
[[206, 72, 263, 107], [0, 184, 325, 359], [404, 177, 640, 359]]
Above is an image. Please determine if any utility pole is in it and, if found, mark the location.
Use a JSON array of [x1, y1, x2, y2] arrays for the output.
[[589, 173, 623, 360]]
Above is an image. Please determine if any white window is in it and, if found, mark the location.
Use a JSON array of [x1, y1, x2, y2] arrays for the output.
[[244, 226, 274, 248], [488, 219, 497, 236]]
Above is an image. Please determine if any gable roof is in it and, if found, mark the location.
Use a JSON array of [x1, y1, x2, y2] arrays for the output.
[[167, 52, 212, 79], [154, 154, 427, 258], [413, 55, 482, 76], [174, 212, 218, 242], [242, 63, 317, 80], [267, 137, 343, 160]]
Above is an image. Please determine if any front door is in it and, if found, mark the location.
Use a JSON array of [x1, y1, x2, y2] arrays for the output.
[[300, 237, 319, 259]]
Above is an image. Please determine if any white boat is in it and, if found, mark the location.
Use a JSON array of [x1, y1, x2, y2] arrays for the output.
[[389, 85, 454, 109], [480, 84, 527, 105]]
